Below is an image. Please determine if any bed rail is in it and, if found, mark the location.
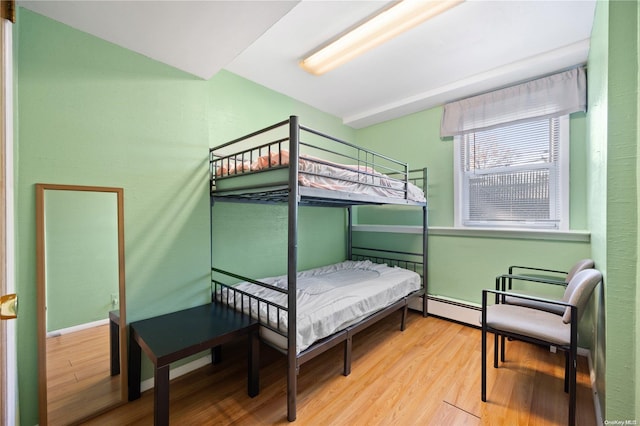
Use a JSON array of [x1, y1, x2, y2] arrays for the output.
[[211, 245, 425, 338], [390, 168, 428, 196], [211, 267, 288, 339], [209, 116, 423, 206], [351, 246, 425, 280]]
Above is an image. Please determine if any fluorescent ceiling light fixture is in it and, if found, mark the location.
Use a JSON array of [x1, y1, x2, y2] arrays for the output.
[[300, 0, 464, 75]]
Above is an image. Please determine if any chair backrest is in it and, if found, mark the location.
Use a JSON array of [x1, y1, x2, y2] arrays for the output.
[[561, 268, 602, 324], [564, 259, 595, 283]]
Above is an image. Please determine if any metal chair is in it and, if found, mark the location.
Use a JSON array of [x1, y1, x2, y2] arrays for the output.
[[481, 268, 602, 426], [498, 259, 595, 361]]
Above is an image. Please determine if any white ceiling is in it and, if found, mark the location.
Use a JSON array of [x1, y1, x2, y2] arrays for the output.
[[20, 0, 596, 129]]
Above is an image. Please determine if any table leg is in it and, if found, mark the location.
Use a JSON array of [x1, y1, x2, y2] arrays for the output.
[[128, 330, 142, 401], [110, 316, 120, 376], [154, 364, 170, 426], [248, 328, 259, 397], [212, 345, 222, 365]]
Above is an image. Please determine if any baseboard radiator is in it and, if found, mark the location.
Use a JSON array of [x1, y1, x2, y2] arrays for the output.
[[409, 295, 482, 326]]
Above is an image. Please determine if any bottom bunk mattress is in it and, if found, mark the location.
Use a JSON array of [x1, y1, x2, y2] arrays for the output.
[[216, 260, 421, 354]]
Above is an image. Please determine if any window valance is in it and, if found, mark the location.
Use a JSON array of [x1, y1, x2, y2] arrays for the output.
[[440, 67, 586, 137]]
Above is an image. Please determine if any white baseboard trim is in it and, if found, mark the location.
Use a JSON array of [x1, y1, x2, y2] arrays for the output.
[[140, 354, 213, 393], [47, 318, 109, 338]]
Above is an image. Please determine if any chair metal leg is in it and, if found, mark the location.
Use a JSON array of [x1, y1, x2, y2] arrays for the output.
[[568, 307, 578, 426], [481, 323, 487, 401], [501, 335, 506, 362], [564, 351, 569, 393], [493, 332, 499, 368], [569, 350, 576, 425], [481, 291, 487, 402]]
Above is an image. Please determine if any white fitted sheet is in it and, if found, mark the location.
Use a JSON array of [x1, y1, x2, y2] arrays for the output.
[[219, 260, 421, 354]]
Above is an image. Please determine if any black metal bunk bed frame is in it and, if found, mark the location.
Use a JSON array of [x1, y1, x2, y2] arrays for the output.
[[209, 116, 428, 422]]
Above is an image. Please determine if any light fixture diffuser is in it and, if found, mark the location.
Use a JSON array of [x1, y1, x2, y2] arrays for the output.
[[300, 0, 464, 76]]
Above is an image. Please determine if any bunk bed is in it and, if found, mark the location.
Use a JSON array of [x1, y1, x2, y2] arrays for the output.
[[209, 116, 428, 421]]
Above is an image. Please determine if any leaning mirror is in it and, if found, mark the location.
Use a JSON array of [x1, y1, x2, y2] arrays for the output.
[[36, 184, 127, 425]]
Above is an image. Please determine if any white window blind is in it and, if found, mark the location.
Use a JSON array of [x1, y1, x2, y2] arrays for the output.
[[457, 117, 567, 229]]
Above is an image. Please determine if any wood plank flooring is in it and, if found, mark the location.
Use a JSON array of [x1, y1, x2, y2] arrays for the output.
[[46, 324, 122, 425], [82, 312, 596, 425]]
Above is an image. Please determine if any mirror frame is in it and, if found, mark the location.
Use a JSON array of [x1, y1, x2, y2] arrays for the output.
[[36, 183, 127, 424]]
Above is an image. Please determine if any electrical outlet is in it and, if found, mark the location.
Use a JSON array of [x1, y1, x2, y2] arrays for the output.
[[111, 293, 119, 308]]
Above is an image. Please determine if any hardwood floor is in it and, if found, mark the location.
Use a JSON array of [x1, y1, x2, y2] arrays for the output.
[[47, 324, 122, 425], [83, 313, 596, 425]]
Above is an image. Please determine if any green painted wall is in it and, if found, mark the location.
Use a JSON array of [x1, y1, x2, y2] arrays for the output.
[[637, 3, 640, 420], [211, 203, 347, 281], [44, 190, 119, 331], [592, 0, 639, 421], [588, 0, 640, 421], [15, 9, 209, 425], [208, 69, 355, 146], [14, 9, 353, 425], [587, 0, 609, 417], [357, 108, 455, 227], [207, 71, 354, 281]]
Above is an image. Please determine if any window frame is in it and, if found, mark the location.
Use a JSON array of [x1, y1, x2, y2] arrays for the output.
[[453, 115, 570, 231]]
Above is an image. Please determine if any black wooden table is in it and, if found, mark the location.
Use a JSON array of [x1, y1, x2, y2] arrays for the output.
[[128, 303, 260, 426]]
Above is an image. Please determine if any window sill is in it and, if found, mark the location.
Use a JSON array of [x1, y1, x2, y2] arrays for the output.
[[352, 224, 590, 243]]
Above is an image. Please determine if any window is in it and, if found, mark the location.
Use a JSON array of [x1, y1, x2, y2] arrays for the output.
[[454, 116, 569, 230]]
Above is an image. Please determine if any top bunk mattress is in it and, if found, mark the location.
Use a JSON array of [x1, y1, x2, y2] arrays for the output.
[[213, 150, 426, 204], [217, 260, 421, 354]]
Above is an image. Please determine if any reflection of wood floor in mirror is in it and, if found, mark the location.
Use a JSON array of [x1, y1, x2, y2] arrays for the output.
[[46, 324, 121, 426]]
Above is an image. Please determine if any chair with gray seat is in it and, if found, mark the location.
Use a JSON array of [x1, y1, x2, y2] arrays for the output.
[[481, 268, 602, 426], [498, 259, 595, 361]]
